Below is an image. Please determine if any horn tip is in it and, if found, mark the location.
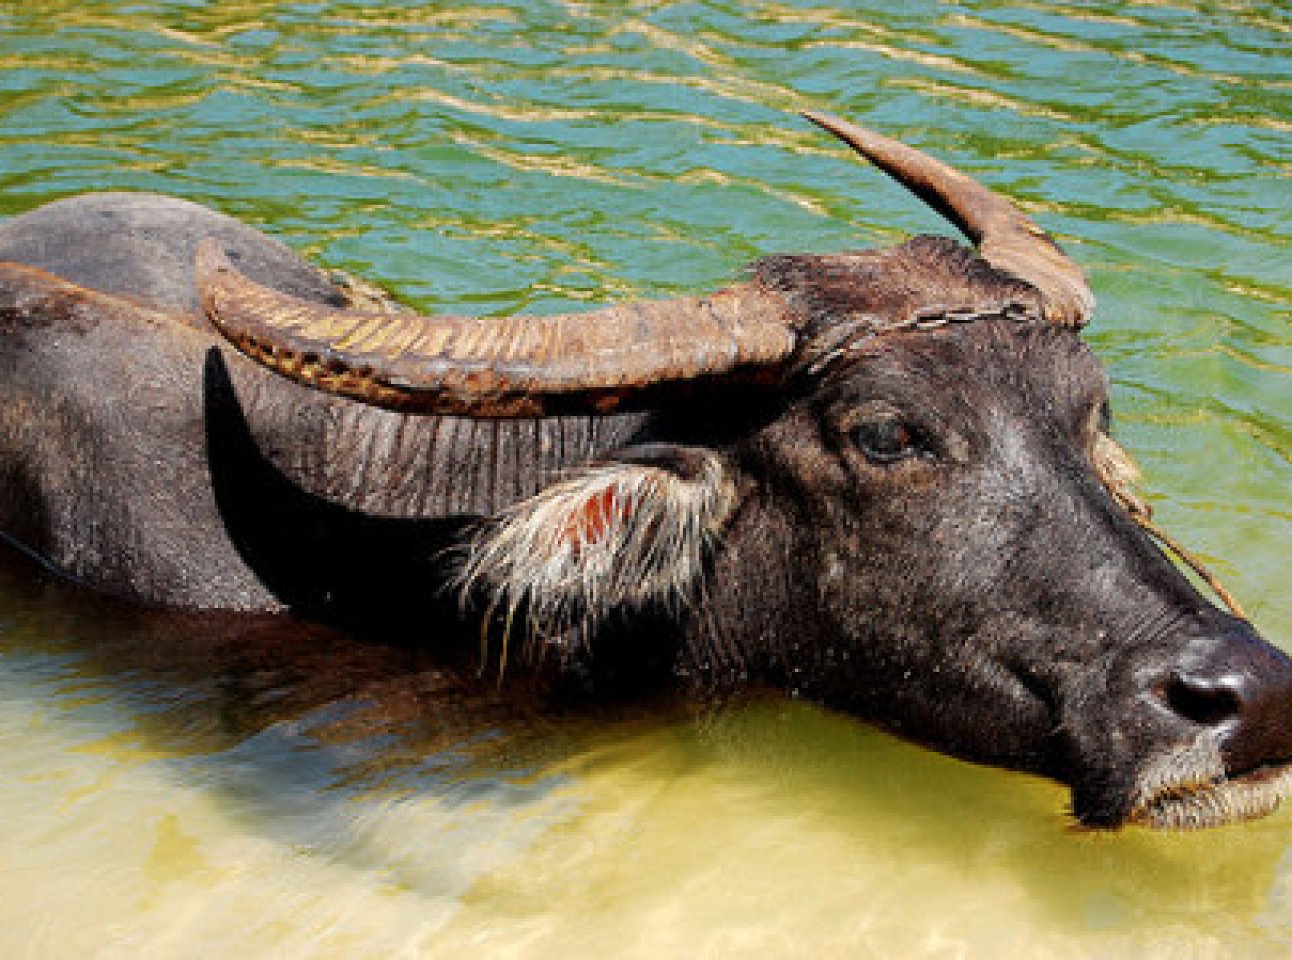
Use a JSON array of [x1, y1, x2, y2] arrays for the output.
[[801, 110, 846, 135], [195, 237, 233, 277], [194, 237, 235, 320], [801, 110, 890, 163]]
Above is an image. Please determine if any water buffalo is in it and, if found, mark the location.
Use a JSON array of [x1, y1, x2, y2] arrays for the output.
[[1, 112, 1289, 830]]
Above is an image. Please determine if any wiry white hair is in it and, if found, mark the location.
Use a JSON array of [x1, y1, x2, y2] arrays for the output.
[[1129, 738, 1292, 829], [457, 449, 737, 662]]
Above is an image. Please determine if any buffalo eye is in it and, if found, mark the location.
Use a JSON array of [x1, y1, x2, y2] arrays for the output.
[[850, 418, 923, 464]]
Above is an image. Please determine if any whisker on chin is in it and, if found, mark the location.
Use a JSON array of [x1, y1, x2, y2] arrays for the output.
[[1129, 740, 1292, 829]]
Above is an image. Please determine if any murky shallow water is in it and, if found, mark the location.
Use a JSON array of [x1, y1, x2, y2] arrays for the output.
[[1, 1, 1289, 956]]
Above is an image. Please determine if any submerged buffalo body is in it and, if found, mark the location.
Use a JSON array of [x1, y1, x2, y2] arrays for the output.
[[1, 113, 1289, 829]]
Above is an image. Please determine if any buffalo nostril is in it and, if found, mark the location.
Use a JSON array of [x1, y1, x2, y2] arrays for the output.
[[1163, 674, 1243, 728]]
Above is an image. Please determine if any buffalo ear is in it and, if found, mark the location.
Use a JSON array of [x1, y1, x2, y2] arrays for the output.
[[458, 445, 738, 648]]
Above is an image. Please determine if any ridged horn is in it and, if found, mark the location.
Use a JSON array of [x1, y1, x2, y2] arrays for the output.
[[803, 111, 1095, 326], [197, 240, 799, 417]]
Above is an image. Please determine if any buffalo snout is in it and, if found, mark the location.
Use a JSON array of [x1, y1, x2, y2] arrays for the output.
[[1159, 617, 1292, 779], [1120, 614, 1292, 829]]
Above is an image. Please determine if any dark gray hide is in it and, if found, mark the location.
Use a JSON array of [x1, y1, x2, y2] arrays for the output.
[[0, 194, 644, 612], [1, 189, 1290, 830]]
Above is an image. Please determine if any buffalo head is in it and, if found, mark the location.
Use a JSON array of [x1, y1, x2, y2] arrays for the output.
[[195, 113, 1292, 829]]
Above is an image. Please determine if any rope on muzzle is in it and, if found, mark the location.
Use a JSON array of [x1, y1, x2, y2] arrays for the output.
[[1133, 514, 1249, 621]]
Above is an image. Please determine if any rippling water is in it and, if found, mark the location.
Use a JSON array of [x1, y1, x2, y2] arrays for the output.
[[1, 2, 1289, 957]]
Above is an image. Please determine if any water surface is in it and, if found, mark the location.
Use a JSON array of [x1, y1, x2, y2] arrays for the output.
[[1, 2, 1289, 957]]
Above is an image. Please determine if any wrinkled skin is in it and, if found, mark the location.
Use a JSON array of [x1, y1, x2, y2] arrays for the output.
[[2, 193, 1290, 829]]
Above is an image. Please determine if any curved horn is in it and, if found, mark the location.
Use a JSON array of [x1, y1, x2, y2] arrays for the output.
[[803, 111, 1094, 326], [197, 241, 799, 417]]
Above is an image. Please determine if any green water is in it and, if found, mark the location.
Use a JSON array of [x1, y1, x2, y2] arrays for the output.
[[1, 1, 1289, 956]]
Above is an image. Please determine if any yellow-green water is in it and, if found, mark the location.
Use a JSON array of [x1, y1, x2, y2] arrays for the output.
[[1, 2, 1289, 956]]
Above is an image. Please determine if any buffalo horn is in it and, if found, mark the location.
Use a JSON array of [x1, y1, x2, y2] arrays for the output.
[[803, 111, 1095, 326], [197, 241, 799, 417]]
